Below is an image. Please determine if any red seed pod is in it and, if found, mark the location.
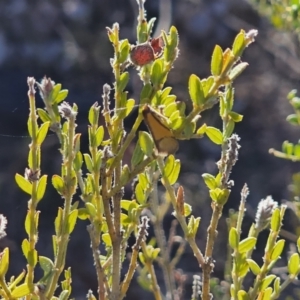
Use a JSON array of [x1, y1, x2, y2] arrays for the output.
[[130, 42, 155, 66], [150, 36, 164, 56]]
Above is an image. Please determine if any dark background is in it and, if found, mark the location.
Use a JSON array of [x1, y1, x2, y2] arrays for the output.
[[0, 0, 299, 299]]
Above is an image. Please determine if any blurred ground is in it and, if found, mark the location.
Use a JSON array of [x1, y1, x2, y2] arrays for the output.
[[0, 0, 300, 299]]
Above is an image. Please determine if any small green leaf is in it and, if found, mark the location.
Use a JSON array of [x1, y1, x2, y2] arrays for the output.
[[183, 203, 192, 217], [37, 122, 50, 144], [151, 59, 163, 86], [118, 72, 129, 93], [102, 233, 112, 247], [205, 126, 223, 145], [271, 239, 285, 260], [52, 175, 65, 195], [168, 159, 180, 185], [39, 256, 54, 275], [84, 153, 94, 173], [11, 283, 31, 298], [229, 62, 248, 81], [85, 203, 97, 217], [135, 183, 146, 204], [270, 208, 281, 232], [131, 143, 144, 168], [50, 84, 61, 102], [246, 259, 260, 275], [237, 290, 250, 300], [229, 111, 243, 122], [95, 126, 104, 147], [288, 253, 300, 276], [54, 90, 69, 104], [15, 174, 32, 195], [126, 99, 135, 116], [37, 109, 51, 123], [67, 209, 78, 234], [164, 155, 175, 178], [224, 120, 235, 139], [211, 45, 223, 76], [119, 39, 130, 63], [36, 175, 48, 202], [262, 287, 272, 300], [22, 239, 29, 258], [0, 248, 9, 276], [202, 173, 217, 190], [238, 237, 257, 253], [196, 123, 207, 135], [140, 83, 153, 103], [229, 227, 239, 249], [77, 208, 89, 220], [139, 131, 154, 157], [286, 114, 299, 125], [74, 151, 83, 172], [27, 249, 38, 267], [260, 275, 276, 290], [232, 31, 246, 57], [188, 74, 205, 106]]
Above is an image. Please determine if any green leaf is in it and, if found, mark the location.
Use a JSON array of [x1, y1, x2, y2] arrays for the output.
[[224, 120, 235, 139], [238, 237, 256, 253], [74, 151, 83, 172], [95, 126, 104, 147], [262, 287, 272, 300], [102, 233, 112, 247], [164, 155, 175, 178], [140, 83, 153, 103], [246, 259, 260, 275], [22, 239, 29, 258], [36, 175, 48, 202], [85, 203, 97, 217], [59, 290, 70, 300], [15, 174, 32, 195], [55, 208, 63, 236], [126, 99, 135, 116], [54, 90, 69, 104], [151, 59, 163, 86], [27, 249, 38, 267], [237, 290, 250, 300], [205, 126, 223, 145], [183, 203, 192, 217], [288, 253, 300, 276], [118, 72, 129, 93], [67, 209, 78, 234], [229, 227, 239, 249], [119, 39, 130, 63], [37, 122, 50, 144], [188, 74, 205, 106], [11, 283, 31, 298], [52, 175, 65, 195], [139, 131, 154, 157], [168, 160, 180, 185], [232, 31, 246, 57], [229, 62, 248, 81], [260, 275, 276, 290], [271, 239, 285, 260], [37, 109, 51, 123], [202, 173, 217, 190], [211, 45, 223, 76], [50, 84, 61, 102], [0, 248, 9, 276], [77, 208, 89, 220], [229, 111, 243, 122], [39, 256, 54, 275], [270, 208, 281, 232], [286, 114, 299, 126], [84, 153, 94, 173], [135, 183, 146, 204], [131, 143, 144, 168], [187, 216, 201, 237]]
